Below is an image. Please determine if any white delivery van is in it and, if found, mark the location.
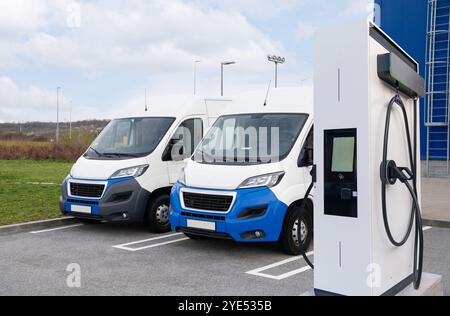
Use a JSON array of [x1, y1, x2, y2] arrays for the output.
[[60, 95, 231, 233], [169, 87, 315, 255]]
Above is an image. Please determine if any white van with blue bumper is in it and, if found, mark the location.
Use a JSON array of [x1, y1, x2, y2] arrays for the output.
[[170, 87, 314, 254], [60, 95, 231, 233]]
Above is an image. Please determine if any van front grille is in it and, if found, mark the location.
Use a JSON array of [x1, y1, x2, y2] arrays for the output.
[[70, 183, 105, 198], [181, 212, 226, 221], [182, 192, 233, 212]]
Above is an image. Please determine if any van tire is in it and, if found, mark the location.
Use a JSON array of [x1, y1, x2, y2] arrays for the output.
[[279, 206, 313, 256], [145, 195, 171, 233]]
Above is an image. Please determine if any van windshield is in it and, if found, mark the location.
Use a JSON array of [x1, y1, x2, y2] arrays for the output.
[[84, 117, 175, 160], [193, 113, 308, 165]]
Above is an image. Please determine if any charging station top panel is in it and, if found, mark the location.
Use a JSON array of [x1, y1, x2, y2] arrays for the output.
[[377, 53, 425, 99], [369, 25, 418, 72], [370, 24, 425, 98]]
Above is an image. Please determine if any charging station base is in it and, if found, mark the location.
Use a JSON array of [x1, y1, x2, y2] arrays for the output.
[[300, 273, 444, 296]]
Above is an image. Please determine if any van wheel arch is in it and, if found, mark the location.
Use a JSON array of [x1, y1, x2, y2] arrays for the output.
[[144, 187, 173, 233], [286, 198, 313, 220], [145, 187, 173, 214], [279, 198, 314, 255]]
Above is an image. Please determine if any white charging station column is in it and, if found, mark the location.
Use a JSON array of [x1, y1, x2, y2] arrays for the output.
[[313, 20, 422, 296]]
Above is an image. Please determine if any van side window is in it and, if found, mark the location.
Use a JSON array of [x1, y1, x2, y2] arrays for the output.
[[163, 118, 204, 161], [298, 126, 314, 167]]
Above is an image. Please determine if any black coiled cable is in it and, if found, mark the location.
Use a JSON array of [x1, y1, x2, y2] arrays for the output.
[[380, 94, 424, 290], [298, 167, 315, 270]]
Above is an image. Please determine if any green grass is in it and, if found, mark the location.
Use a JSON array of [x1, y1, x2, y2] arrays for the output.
[[0, 160, 73, 226]]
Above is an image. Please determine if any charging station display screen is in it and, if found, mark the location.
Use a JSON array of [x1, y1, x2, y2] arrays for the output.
[[331, 137, 355, 173], [324, 129, 357, 218]]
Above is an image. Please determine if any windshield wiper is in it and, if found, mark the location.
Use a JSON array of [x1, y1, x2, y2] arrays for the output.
[[89, 147, 104, 157], [102, 153, 140, 158]]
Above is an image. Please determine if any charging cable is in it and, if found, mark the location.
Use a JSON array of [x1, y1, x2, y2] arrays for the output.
[[298, 166, 316, 269], [380, 94, 423, 290]]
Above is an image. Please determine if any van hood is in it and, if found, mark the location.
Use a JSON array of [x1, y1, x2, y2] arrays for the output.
[[70, 156, 149, 180], [184, 160, 284, 191]]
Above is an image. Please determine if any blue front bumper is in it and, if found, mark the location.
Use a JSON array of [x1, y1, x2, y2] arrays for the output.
[[169, 182, 288, 243]]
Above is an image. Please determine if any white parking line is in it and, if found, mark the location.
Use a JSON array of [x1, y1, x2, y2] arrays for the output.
[[30, 224, 84, 234], [113, 233, 189, 252], [247, 226, 432, 281], [246, 251, 314, 281]]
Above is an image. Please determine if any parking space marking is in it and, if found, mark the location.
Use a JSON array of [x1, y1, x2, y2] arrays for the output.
[[30, 224, 84, 234], [112, 233, 189, 252], [246, 251, 314, 281], [247, 226, 432, 281]]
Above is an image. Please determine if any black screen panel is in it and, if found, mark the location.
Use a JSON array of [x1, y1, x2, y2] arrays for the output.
[[324, 129, 358, 218]]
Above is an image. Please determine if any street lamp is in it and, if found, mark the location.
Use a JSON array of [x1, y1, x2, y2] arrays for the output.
[[56, 87, 61, 144], [69, 100, 72, 141], [221, 61, 236, 96], [194, 60, 201, 95], [267, 55, 286, 88]]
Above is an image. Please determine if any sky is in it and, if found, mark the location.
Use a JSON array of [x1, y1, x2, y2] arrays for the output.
[[0, 0, 376, 123]]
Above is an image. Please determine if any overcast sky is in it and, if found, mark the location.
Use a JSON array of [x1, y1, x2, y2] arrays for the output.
[[0, 0, 374, 123]]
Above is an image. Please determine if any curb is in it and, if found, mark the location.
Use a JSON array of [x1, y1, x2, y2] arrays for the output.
[[0, 217, 80, 236], [423, 218, 450, 229]]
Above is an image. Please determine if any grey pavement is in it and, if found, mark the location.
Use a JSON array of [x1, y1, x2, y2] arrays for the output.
[[422, 177, 450, 225], [0, 222, 448, 296]]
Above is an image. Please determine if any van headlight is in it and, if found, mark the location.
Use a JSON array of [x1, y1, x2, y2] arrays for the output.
[[238, 172, 285, 189], [110, 165, 149, 179]]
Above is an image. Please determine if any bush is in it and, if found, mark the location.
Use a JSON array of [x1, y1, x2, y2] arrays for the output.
[[0, 130, 97, 162]]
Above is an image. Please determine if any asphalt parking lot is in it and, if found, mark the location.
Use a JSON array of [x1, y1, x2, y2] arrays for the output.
[[0, 223, 448, 296]]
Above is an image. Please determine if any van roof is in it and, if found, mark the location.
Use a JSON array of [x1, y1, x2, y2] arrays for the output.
[[221, 87, 313, 116], [114, 95, 231, 120]]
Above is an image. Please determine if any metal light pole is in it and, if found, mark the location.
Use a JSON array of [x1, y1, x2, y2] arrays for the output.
[[56, 87, 61, 144], [145, 88, 148, 112], [221, 61, 236, 96], [267, 55, 286, 88], [194, 60, 200, 95], [69, 101, 72, 141]]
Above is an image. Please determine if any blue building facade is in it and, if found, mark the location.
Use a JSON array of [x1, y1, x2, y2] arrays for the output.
[[375, 0, 429, 159]]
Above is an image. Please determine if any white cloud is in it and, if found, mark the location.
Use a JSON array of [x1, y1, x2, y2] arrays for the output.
[[342, 0, 374, 17], [0, 0, 48, 38], [0, 0, 313, 122], [18, 0, 281, 75], [296, 22, 317, 40], [0, 76, 99, 122], [186, 0, 304, 20]]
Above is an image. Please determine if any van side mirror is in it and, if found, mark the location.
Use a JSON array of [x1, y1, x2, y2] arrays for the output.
[[298, 147, 314, 167]]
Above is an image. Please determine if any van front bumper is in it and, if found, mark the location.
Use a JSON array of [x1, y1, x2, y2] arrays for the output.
[[169, 182, 288, 243], [60, 177, 150, 222]]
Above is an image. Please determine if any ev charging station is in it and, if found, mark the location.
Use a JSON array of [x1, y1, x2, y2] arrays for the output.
[[313, 20, 426, 296]]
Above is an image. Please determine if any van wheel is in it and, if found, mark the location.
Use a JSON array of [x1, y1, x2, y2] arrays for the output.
[[146, 195, 171, 233], [279, 206, 312, 256]]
